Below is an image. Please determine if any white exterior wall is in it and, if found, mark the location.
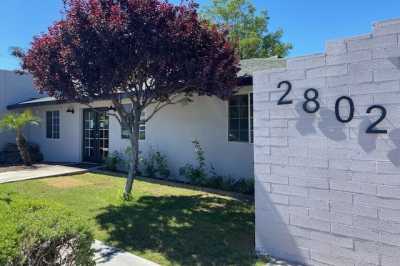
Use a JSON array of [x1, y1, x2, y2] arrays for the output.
[[26, 93, 254, 179], [254, 19, 400, 265], [0, 70, 39, 148], [111, 91, 254, 179], [28, 103, 83, 162]]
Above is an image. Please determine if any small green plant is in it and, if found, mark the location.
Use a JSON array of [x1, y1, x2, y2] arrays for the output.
[[179, 141, 254, 194], [0, 110, 40, 166], [104, 151, 123, 171], [154, 152, 170, 178], [179, 139, 208, 185], [209, 167, 254, 194], [232, 178, 254, 195], [0, 196, 95, 265], [143, 149, 170, 179]]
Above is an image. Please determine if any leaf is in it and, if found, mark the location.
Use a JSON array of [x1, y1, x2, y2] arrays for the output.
[[0, 110, 40, 132]]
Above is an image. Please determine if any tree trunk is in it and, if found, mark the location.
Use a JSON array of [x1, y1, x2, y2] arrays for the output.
[[16, 129, 32, 166], [123, 109, 141, 199]]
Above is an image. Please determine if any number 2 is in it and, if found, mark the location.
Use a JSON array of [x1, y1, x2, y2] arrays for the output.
[[277, 81, 293, 105], [366, 105, 387, 134]]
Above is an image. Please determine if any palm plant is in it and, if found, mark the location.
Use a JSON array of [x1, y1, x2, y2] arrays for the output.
[[0, 110, 40, 166]]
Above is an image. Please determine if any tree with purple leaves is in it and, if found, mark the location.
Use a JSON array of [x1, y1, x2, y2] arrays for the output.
[[15, 0, 239, 198]]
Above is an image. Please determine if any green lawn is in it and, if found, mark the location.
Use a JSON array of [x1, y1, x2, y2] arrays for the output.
[[0, 172, 266, 266]]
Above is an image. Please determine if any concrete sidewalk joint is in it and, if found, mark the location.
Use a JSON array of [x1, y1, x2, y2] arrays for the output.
[[93, 241, 160, 266]]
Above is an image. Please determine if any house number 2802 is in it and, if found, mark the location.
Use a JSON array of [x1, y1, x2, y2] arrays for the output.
[[277, 80, 388, 134]]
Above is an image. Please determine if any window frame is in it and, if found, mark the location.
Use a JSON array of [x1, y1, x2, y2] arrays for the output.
[[121, 110, 146, 141], [228, 92, 253, 144], [46, 110, 60, 139]]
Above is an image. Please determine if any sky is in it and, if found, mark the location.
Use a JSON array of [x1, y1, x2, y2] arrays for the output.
[[0, 0, 400, 70]]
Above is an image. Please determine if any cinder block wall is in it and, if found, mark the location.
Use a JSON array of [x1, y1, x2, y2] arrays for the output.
[[0, 70, 38, 149], [254, 18, 400, 266]]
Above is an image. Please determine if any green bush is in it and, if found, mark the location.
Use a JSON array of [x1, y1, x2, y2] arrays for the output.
[[143, 150, 170, 179], [208, 168, 254, 195], [0, 195, 95, 266], [104, 151, 123, 171], [179, 139, 208, 185], [232, 178, 254, 195], [180, 140, 254, 195]]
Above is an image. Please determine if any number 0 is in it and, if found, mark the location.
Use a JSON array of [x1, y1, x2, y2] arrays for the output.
[[335, 96, 354, 123]]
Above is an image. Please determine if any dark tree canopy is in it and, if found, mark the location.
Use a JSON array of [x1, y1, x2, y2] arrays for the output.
[[17, 0, 240, 197], [19, 0, 239, 104]]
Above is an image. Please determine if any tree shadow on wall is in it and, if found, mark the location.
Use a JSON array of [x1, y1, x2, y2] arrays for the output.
[[95, 195, 257, 265], [388, 128, 400, 166], [295, 101, 346, 141], [318, 107, 346, 141], [358, 116, 377, 153], [295, 102, 317, 136]]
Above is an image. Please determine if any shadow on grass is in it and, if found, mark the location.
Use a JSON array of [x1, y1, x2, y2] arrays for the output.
[[96, 194, 257, 265]]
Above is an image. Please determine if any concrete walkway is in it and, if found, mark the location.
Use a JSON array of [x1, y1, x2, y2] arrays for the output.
[[0, 164, 92, 184], [93, 241, 160, 266]]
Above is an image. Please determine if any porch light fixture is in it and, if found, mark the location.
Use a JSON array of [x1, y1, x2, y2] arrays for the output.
[[66, 107, 75, 114]]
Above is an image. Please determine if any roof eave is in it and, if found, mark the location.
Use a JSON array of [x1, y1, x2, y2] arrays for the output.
[[7, 99, 67, 110], [6, 75, 255, 110]]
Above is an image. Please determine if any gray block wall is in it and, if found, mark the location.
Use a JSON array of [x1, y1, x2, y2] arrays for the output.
[[0, 70, 38, 149], [254, 18, 400, 266]]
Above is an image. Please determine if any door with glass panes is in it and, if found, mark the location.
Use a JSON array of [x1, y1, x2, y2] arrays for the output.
[[83, 109, 109, 163]]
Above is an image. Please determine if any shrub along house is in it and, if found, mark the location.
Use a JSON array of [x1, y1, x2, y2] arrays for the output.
[[3, 58, 285, 179]]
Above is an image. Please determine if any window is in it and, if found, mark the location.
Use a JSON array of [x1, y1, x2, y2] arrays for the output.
[[139, 118, 146, 140], [46, 111, 60, 139], [228, 93, 253, 143], [121, 112, 146, 140]]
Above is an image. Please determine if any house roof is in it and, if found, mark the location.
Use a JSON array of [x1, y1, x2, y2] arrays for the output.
[[237, 57, 286, 86], [7, 57, 286, 110], [7, 97, 61, 110]]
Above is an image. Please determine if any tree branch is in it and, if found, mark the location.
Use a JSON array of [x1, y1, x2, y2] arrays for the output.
[[111, 98, 129, 125], [82, 102, 122, 124], [144, 95, 189, 122]]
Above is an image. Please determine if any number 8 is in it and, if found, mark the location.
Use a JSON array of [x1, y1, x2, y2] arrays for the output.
[[303, 88, 320, 113]]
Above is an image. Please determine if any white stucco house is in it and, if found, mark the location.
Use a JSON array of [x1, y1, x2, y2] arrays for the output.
[[1, 58, 285, 179]]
